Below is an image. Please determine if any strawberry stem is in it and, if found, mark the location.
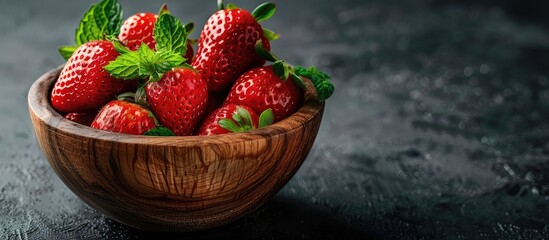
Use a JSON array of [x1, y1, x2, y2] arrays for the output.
[[135, 87, 148, 107], [117, 92, 136, 102], [217, 0, 224, 10]]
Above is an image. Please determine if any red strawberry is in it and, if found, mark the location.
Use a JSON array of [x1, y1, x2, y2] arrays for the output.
[[118, 11, 194, 61], [91, 100, 157, 135], [197, 104, 274, 136], [51, 40, 137, 113], [191, 5, 272, 92], [64, 113, 96, 126], [224, 65, 304, 122], [145, 67, 208, 136], [118, 13, 158, 51]]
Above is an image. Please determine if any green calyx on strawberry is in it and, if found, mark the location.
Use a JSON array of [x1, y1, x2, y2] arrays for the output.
[[105, 12, 208, 136], [197, 104, 274, 136], [90, 98, 174, 136], [59, 0, 123, 60], [254, 41, 335, 101], [191, 1, 278, 92], [105, 13, 190, 82], [218, 106, 274, 133]]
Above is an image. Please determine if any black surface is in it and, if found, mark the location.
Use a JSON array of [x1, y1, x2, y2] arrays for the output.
[[2, 0, 549, 239]]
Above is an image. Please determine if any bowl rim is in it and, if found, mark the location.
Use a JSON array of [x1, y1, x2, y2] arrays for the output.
[[28, 65, 325, 146]]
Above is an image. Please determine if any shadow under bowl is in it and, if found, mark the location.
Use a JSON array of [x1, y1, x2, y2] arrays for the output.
[[27, 66, 325, 232]]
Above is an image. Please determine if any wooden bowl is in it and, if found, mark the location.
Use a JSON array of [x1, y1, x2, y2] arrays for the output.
[[28, 66, 324, 232]]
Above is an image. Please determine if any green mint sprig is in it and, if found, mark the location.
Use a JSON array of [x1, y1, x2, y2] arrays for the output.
[[294, 66, 335, 101], [59, 0, 123, 60], [104, 13, 189, 82]]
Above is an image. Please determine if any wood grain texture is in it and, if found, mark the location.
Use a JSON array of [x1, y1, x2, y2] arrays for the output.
[[28, 66, 325, 232]]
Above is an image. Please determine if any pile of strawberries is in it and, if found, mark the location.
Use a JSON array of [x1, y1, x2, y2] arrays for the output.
[[51, 0, 334, 136]]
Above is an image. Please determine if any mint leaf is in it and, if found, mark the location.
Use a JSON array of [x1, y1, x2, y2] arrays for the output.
[[104, 50, 141, 79], [252, 3, 276, 22], [262, 28, 280, 41], [59, 46, 78, 60], [154, 13, 187, 56], [258, 109, 274, 128], [75, 0, 122, 45], [295, 66, 335, 101], [138, 44, 185, 82], [144, 127, 175, 136], [105, 44, 184, 81], [153, 50, 185, 73], [137, 44, 160, 79], [95, 0, 123, 36], [75, 5, 96, 45]]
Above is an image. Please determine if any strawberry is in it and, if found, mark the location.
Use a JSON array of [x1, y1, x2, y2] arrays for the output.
[[105, 13, 208, 136], [191, 2, 278, 92], [197, 104, 274, 136], [118, 13, 158, 51], [118, 5, 195, 61], [51, 40, 137, 113], [90, 100, 159, 135], [224, 65, 304, 121], [64, 113, 96, 126], [145, 67, 208, 136]]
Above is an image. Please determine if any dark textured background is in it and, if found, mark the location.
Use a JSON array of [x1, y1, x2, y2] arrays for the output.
[[2, 0, 549, 239]]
